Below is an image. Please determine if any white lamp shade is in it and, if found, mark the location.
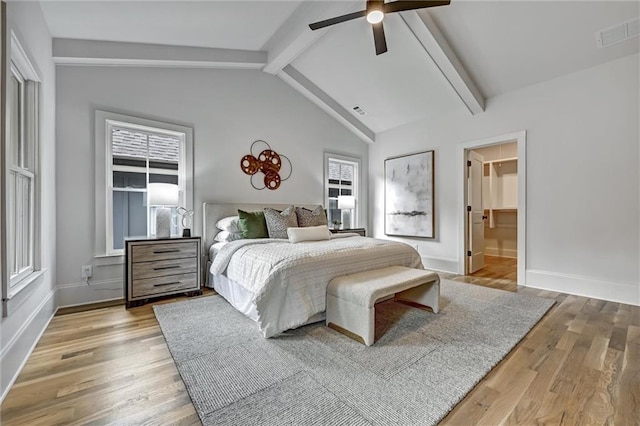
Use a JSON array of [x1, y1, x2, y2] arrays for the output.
[[147, 183, 179, 207], [338, 195, 356, 210]]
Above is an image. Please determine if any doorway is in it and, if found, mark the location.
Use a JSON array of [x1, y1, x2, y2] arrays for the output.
[[457, 131, 526, 285]]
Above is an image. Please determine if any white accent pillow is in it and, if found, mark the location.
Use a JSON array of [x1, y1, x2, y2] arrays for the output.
[[216, 216, 240, 233], [287, 225, 330, 243], [214, 231, 243, 242]]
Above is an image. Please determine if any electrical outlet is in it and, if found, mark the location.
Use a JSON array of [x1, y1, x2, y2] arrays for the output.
[[81, 265, 92, 279]]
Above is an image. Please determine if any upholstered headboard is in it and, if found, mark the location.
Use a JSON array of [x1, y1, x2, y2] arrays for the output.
[[202, 202, 321, 261]]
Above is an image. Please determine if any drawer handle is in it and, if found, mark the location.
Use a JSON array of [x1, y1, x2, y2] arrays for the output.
[[153, 281, 180, 287], [153, 265, 180, 270], [153, 249, 180, 254]]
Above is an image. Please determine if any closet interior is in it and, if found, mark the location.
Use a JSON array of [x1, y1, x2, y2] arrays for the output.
[[472, 142, 518, 280]]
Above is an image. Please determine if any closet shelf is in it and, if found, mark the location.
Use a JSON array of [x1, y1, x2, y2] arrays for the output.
[[484, 208, 517, 212], [482, 157, 518, 228], [483, 157, 517, 165]]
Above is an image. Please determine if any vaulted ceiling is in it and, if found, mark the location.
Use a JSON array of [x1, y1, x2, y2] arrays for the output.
[[40, 1, 640, 143]]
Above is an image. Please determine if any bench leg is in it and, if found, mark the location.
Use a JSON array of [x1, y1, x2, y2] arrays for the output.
[[327, 294, 375, 346], [395, 280, 440, 314]]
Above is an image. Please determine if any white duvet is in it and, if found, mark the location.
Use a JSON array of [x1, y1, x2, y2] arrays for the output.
[[210, 235, 423, 337]]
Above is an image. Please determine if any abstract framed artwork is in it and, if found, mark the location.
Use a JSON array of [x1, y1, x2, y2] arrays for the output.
[[384, 150, 435, 238]]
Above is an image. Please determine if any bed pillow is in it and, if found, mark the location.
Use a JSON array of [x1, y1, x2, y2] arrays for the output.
[[264, 206, 298, 239], [214, 231, 243, 242], [295, 206, 328, 227], [237, 209, 269, 239], [287, 225, 330, 243], [216, 215, 240, 233]]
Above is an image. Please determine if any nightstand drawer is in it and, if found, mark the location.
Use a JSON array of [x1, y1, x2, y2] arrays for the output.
[[132, 273, 198, 297], [132, 241, 198, 263], [125, 236, 202, 308], [132, 257, 198, 280]]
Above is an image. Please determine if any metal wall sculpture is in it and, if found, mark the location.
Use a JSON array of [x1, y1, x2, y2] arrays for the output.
[[240, 140, 292, 190]]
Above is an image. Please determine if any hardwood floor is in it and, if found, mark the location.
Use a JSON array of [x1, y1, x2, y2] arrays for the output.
[[441, 271, 640, 425], [470, 254, 518, 282], [2, 276, 639, 425], [0, 294, 207, 425]]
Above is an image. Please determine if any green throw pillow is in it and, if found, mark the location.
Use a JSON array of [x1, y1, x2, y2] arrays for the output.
[[238, 209, 268, 239]]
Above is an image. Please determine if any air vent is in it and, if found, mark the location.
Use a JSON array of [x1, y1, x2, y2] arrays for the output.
[[596, 18, 640, 48], [352, 105, 367, 116]]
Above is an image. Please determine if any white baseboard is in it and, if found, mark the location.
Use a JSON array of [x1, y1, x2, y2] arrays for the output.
[[57, 278, 124, 308], [526, 269, 639, 306], [484, 248, 517, 258], [420, 255, 458, 274], [0, 289, 57, 403]]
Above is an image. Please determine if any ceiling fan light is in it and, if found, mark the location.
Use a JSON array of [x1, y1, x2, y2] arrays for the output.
[[366, 10, 384, 24]]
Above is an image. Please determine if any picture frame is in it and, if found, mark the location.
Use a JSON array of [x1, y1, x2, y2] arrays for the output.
[[384, 150, 435, 238]]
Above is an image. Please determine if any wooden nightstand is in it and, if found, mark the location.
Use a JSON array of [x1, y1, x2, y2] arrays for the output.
[[125, 237, 202, 308], [330, 228, 366, 237]]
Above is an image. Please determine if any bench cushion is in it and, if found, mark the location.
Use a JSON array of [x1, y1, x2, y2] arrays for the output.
[[327, 266, 440, 308]]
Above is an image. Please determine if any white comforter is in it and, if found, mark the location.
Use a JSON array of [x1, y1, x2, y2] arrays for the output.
[[210, 235, 423, 337]]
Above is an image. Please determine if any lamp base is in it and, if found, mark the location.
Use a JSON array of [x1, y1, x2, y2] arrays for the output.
[[156, 208, 172, 238], [182, 228, 191, 237]]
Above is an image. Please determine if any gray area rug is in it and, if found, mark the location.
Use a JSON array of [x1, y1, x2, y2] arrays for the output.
[[154, 279, 554, 425]]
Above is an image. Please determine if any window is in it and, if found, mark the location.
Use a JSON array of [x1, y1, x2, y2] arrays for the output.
[[5, 33, 40, 295], [325, 154, 360, 229], [106, 121, 187, 254], [96, 111, 194, 257]]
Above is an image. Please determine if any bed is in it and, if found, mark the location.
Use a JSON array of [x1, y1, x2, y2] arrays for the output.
[[203, 202, 423, 338]]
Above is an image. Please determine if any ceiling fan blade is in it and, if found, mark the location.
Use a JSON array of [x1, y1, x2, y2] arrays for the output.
[[309, 10, 367, 30], [384, 0, 451, 14], [372, 22, 388, 55]]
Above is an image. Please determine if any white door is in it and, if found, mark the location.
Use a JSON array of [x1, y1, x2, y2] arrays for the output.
[[467, 150, 485, 273]]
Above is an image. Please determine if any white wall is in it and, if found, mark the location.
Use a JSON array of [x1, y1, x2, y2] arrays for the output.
[[1, 1, 56, 401], [370, 53, 640, 305], [55, 66, 368, 305]]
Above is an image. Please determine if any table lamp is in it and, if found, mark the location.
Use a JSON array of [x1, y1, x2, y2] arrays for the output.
[[338, 195, 356, 229], [148, 183, 179, 238], [338, 195, 356, 210]]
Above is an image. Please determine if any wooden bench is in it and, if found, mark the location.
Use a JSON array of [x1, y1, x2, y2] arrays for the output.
[[326, 266, 440, 346]]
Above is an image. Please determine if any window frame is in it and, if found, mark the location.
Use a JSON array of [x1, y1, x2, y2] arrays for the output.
[[95, 111, 194, 259], [106, 120, 186, 255], [3, 32, 41, 300], [324, 153, 361, 229]]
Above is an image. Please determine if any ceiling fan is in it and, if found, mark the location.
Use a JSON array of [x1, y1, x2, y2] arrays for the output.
[[309, 1, 450, 55]]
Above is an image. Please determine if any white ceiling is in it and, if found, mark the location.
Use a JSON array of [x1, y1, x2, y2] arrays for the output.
[[40, 1, 303, 50], [428, 1, 640, 98], [292, 12, 467, 133], [39, 1, 640, 136]]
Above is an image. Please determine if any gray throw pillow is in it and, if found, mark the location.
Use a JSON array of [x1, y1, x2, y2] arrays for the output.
[[264, 206, 298, 239], [295, 206, 328, 227]]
